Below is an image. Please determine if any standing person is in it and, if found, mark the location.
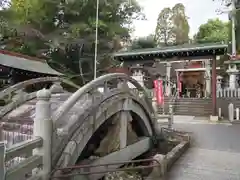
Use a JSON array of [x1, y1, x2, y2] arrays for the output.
[[196, 81, 201, 98]]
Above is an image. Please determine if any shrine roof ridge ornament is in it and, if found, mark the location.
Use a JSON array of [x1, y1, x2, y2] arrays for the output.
[[113, 43, 228, 61]]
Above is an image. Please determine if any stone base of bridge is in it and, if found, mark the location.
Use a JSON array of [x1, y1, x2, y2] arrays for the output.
[[69, 129, 191, 180], [145, 129, 191, 180]]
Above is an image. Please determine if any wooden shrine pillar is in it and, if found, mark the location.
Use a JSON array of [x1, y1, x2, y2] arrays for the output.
[[211, 56, 217, 117]]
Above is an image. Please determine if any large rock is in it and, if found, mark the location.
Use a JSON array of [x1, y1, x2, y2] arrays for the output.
[[95, 112, 141, 180], [95, 113, 138, 156]]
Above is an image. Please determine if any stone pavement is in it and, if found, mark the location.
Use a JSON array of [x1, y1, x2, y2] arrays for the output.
[[164, 117, 240, 180]]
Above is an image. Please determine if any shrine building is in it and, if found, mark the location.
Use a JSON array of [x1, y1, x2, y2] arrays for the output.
[[0, 50, 62, 89], [112, 43, 228, 117]]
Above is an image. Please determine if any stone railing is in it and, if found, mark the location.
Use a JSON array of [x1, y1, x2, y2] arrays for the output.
[[0, 77, 81, 180], [0, 89, 52, 180], [147, 87, 240, 99], [52, 73, 154, 123], [0, 77, 79, 148], [0, 73, 157, 180], [217, 88, 240, 98]]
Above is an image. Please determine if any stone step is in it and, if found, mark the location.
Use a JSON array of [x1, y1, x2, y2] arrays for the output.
[[176, 98, 212, 100], [175, 112, 211, 116], [176, 103, 210, 105], [175, 106, 212, 109], [175, 107, 212, 111], [174, 104, 212, 116], [173, 105, 212, 109], [176, 100, 211, 103], [175, 102, 211, 106], [174, 103, 212, 106], [175, 107, 211, 110], [175, 110, 211, 114]]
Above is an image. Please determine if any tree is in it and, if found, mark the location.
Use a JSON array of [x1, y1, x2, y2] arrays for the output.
[[0, 0, 144, 84], [131, 35, 156, 49], [172, 3, 190, 45], [194, 18, 229, 43], [154, 7, 173, 46], [233, 0, 240, 53], [154, 3, 189, 46], [214, 0, 240, 52]]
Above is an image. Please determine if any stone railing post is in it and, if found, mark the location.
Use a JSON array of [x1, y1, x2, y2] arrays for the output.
[[0, 141, 5, 180], [236, 108, 239, 121], [33, 88, 52, 179], [49, 82, 64, 93], [168, 104, 173, 129], [149, 154, 165, 178], [0, 123, 3, 142], [228, 103, 234, 122]]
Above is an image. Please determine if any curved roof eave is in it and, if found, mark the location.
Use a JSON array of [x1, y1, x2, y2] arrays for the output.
[[113, 43, 228, 60], [0, 53, 63, 75]]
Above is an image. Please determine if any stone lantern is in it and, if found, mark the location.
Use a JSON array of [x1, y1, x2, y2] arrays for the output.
[[130, 64, 145, 88], [226, 63, 239, 89], [216, 75, 223, 90]]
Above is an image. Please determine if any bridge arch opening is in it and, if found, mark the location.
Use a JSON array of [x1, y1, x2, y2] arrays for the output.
[[77, 110, 150, 162], [53, 93, 155, 179]]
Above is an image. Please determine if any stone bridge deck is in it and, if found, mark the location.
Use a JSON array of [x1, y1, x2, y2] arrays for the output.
[[166, 122, 240, 180]]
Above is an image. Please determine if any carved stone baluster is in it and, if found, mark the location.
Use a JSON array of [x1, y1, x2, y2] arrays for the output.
[[32, 89, 52, 179], [104, 81, 109, 93], [0, 141, 5, 180]]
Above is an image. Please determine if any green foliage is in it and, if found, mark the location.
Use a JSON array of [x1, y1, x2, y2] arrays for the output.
[[234, 3, 240, 53], [0, 0, 143, 85], [131, 35, 156, 50], [194, 18, 229, 43], [155, 7, 173, 46], [154, 3, 189, 46], [172, 3, 190, 45]]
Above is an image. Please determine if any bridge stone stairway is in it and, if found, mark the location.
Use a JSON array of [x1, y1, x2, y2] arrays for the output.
[[0, 74, 158, 180], [173, 98, 212, 116]]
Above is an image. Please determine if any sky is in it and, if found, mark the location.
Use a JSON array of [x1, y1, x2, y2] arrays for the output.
[[132, 0, 229, 38]]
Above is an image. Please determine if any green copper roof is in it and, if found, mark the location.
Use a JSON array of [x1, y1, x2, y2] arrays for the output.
[[113, 43, 228, 60], [0, 53, 62, 75], [224, 60, 240, 64]]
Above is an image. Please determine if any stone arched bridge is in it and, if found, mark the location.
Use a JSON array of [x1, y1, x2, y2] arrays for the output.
[[0, 73, 160, 180]]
